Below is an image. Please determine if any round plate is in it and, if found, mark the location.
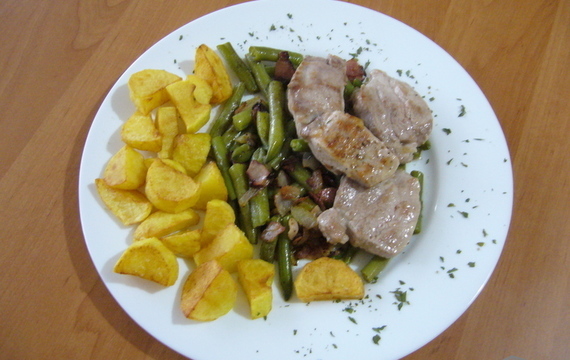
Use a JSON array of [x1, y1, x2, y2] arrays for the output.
[[78, 0, 513, 359]]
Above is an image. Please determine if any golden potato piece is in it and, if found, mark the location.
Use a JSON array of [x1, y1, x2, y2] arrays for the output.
[[114, 237, 178, 286], [156, 106, 180, 159], [200, 199, 236, 247], [121, 111, 162, 153], [187, 74, 213, 105], [145, 159, 200, 213], [95, 178, 152, 225], [161, 229, 201, 258], [133, 208, 200, 241], [294, 257, 364, 302], [103, 145, 146, 190], [172, 133, 211, 177], [194, 223, 253, 273], [237, 259, 275, 319], [180, 260, 237, 321], [193, 161, 228, 210], [128, 69, 181, 115], [165, 79, 212, 134], [194, 44, 232, 104]]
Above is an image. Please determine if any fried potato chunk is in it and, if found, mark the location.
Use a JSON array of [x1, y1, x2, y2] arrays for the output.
[[128, 69, 181, 115], [103, 145, 147, 190], [95, 178, 152, 225], [133, 208, 200, 241], [181, 260, 237, 321], [237, 259, 275, 319], [156, 106, 180, 159], [193, 161, 228, 210], [114, 237, 178, 286], [199, 199, 236, 247], [194, 223, 253, 273], [160, 229, 201, 258], [294, 257, 364, 302], [165, 79, 211, 134], [145, 159, 200, 213], [171, 133, 211, 177], [121, 111, 162, 153], [194, 44, 232, 104]]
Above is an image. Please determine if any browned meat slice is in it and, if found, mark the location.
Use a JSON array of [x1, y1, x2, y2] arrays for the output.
[[304, 111, 399, 187], [352, 69, 433, 163], [287, 55, 347, 134], [318, 170, 421, 258]]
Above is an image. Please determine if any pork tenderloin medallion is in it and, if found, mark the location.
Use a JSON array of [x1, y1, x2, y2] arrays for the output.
[[318, 169, 421, 258], [352, 69, 433, 164]]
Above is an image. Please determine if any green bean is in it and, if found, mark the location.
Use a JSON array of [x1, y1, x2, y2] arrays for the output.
[[217, 42, 258, 93], [266, 80, 286, 163], [248, 46, 304, 68], [342, 244, 359, 264], [277, 233, 293, 300], [290, 138, 310, 152], [250, 187, 270, 228], [211, 136, 237, 200], [231, 143, 255, 163], [256, 111, 270, 148], [411, 170, 424, 235], [251, 147, 267, 163], [246, 56, 272, 96], [232, 96, 261, 131], [229, 163, 257, 244], [209, 82, 246, 137], [361, 255, 390, 283], [283, 159, 312, 191]]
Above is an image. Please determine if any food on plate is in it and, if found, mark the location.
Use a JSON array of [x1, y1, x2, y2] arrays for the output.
[[145, 159, 201, 213], [351, 69, 433, 163], [121, 111, 162, 153], [160, 229, 201, 258], [193, 161, 229, 210], [194, 223, 254, 273], [194, 44, 233, 104], [133, 209, 200, 241], [200, 199, 236, 246], [181, 260, 237, 321], [114, 237, 178, 286], [186, 74, 214, 105], [171, 133, 211, 177], [128, 69, 182, 115], [165, 77, 212, 134], [318, 169, 421, 258], [294, 257, 364, 302], [156, 106, 180, 159], [237, 259, 275, 319], [95, 178, 153, 226], [103, 144, 147, 190]]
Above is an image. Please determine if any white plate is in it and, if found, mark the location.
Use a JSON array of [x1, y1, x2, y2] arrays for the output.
[[78, 0, 513, 359]]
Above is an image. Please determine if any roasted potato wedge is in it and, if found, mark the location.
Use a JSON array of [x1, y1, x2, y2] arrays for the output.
[[145, 159, 200, 213], [133, 208, 200, 241], [237, 259, 275, 319], [95, 178, 152, 225], [103, 145, 147, 190], [171, 133, 211, 177], [121, 111, 162, 153], [194, 44, 232, 104], [161, 229, 201, 258], [128, 69, 181, 115], [194, 223, 253, 273], [114, 237, 178, 286], [199, 199, 236, 247], [187, 74, 213, 105], [156, 106, 180, 159], [193, 161, 228, 210], [165, 79, 212, 134], [294, 257, 364, 302], [181, 260, 237, 321]]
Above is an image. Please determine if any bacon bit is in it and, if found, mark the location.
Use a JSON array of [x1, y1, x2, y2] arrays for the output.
[[260, 221, 285, 243], [311, 187, 337, 210], [346, 58, 366, 82], [274, 51, 296, 84], [246, 160, 271, 187]]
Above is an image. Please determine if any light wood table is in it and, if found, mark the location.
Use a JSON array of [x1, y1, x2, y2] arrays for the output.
[[1, 0, 569, 359]]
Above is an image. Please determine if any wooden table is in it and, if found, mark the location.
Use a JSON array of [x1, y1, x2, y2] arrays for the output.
[[1, 0, 568, 359]]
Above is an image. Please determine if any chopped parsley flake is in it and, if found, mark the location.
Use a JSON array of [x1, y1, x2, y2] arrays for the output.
[[372, 334, 381, 345], [482, 229, 488, 237], [458, 211, 469, 218], [458, 105, 467, 117], [270, 24, 276, 31], [391, 289, 409, 310], [468, 262, 476, 267], [477, 242, 485, 247], [443, 128, 452, 135], [179, 35, 183, 40], [287, 13, 293, 19], [348, 316, 357, 324]]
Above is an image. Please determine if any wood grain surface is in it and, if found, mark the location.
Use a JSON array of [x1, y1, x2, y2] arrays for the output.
[[1, 0, 569, 359]]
